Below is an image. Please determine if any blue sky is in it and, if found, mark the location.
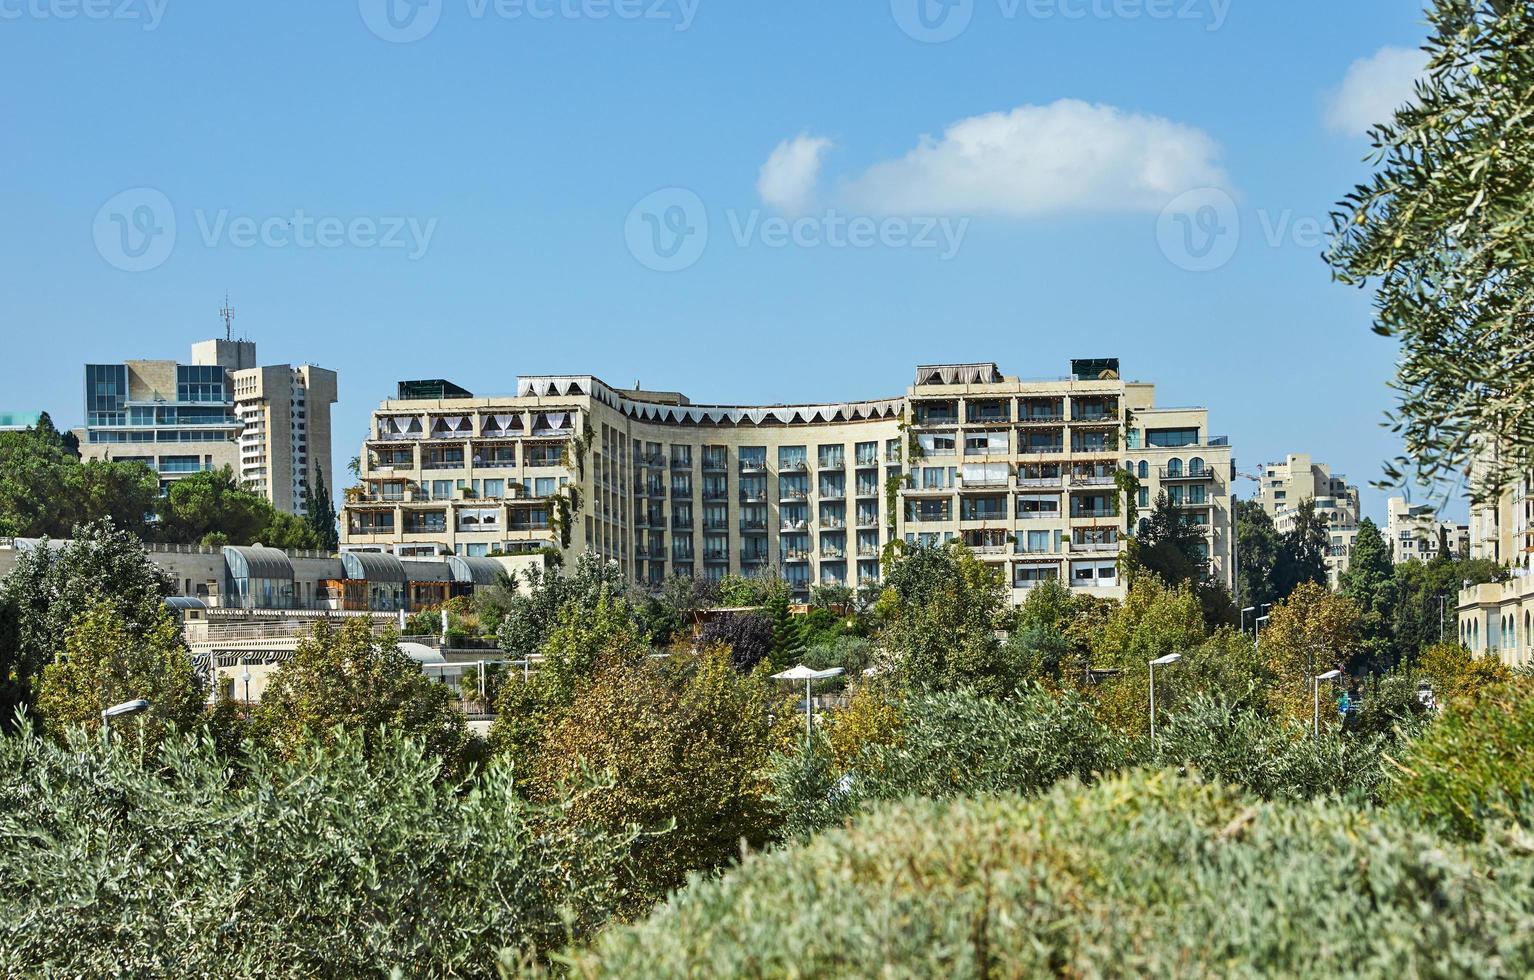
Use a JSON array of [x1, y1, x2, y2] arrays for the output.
[[0, 0, 1440, 520]]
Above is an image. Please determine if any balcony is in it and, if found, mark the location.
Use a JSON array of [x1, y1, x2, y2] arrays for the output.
[[741, 552, 769, 565], [1016, 412, 1065, 425], [1019, 445, 1066, 456], [819, 549, 847, 561], [819, 489, 847, 501], [781, 519, 811, 532], [855, 454, 880, 468], [1070, 474, 1117, 487], [782, 550, 810, 563], [740, 521, 769, 535], [739, 491, 768, 504], [856, 516, 880, 529], [704, 550, 729, 563], [703, 489, 729, 502], [1072, 539, 1121, 554], [702, 456, 728, 472], [671, 518, 694, 531], [960, 512, 1008, 524], [1017, 510, 1062, 521], [1160, 466, 1216, 482], [780, 460, 810, 473], [702, 519, 730, 533], [818, 518, 847, 530], [739, 462, 768, 475], [780, 489, 810, 503], [885, 450, 903, 463], [671, 457, 693, 470]]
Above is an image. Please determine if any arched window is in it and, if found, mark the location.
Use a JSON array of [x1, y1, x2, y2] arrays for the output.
[[1137, 461, 1149, 479], [1189, 457, 1205, 475], [1138, 518, 1150, 536], [1166, 458, 1183, 477]]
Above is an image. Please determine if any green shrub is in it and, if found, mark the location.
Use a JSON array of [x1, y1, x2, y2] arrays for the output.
[[764, 734, 856, 845], [1386, 680, 1534, 840], [567, 770, 1534, 978], [855, 686, 1126, 802], [0, 727, 631, 977], [1151, 694, 1395, 804]]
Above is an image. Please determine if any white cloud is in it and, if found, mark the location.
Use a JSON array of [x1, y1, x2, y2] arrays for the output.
[[757, 134, 834, 216], [841, 99, 1229, 218], [1326, 46, 1428, 136]]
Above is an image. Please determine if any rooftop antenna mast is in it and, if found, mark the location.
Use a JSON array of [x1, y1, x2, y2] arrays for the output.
[[219, 294, 235, 342]]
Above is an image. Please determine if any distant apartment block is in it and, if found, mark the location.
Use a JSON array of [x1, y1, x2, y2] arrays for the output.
[[1387, 496, 1469, 565], [79, 338, 337, 514], [341, 360, 1235, 604], [1256, 453, 1362, 587]]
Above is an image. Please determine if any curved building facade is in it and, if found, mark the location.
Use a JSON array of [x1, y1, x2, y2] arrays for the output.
[[342, 361, 1235, 604]]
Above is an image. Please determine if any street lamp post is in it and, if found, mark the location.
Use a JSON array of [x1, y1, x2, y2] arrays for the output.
[[1255, 614, 1270, 648], [101, 699, 150, 747], [1313, 669, 1343, 738], [1148, 653, 1182, 745]]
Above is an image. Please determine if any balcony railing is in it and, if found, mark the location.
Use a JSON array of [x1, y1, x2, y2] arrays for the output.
[[1070, 474, 1116, 487], [1160, 467, 1215, 481], [855, 454, 879, 468], [1072, 540, 1121, 554], [780, 461, 810, 473], [702, 457, 728, 472]]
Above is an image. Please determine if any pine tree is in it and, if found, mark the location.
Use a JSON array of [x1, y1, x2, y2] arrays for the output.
[[766, 592, 806, 670], [304, 466, 340, 553], [1339, 517, 1397, 673]]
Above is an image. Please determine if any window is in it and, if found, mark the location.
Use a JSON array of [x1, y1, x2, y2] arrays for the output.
[[535, 477, 557, 497], [1166, 458, 1183, 477], [1189, 457, 1205, 475], [1146, 427, 1200, 448]]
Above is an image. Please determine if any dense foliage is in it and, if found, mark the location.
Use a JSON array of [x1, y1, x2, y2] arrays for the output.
[[0, 520, 174, 721], [35, 603, 205, 751], [1386, 679, 1534, 841], [254, 618, 471, 777], [572, 770, 1534, 978], [0, 729, 632, 977]]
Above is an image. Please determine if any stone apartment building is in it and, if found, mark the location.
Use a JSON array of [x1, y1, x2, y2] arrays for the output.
[[1256, 453, 1362, 587], [342, 359, 1236, 605]]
